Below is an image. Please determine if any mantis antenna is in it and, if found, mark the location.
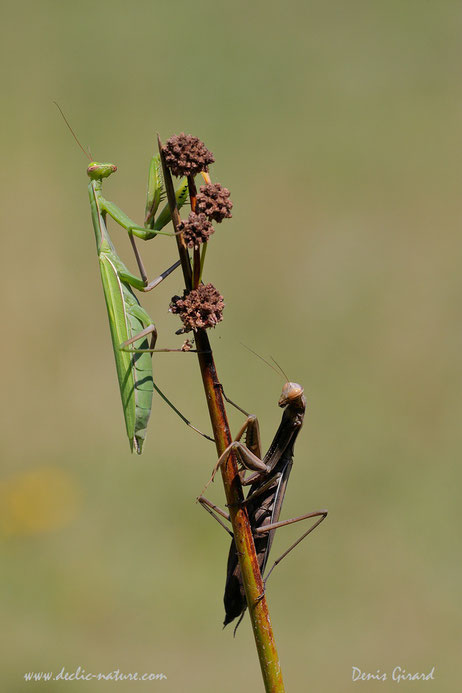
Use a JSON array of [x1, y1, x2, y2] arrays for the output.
[[270, 356, 289, 383], [240, 343, 288, 382], [54, 101, 92, 161]]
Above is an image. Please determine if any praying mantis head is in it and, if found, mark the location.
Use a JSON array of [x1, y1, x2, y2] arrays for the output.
[[86, 162, 118, 180], [278, 382, 304, 407]]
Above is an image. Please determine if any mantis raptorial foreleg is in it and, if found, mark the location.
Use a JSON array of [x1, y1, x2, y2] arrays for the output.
[[200, 415, 267, 495], [93, 154, 188, 292], [96, 173, 188, 241]]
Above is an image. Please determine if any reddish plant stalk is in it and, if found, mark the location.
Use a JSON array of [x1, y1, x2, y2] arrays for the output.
[[158, 137, 285, 692]]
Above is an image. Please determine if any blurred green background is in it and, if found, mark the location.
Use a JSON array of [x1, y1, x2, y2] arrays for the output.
[[1, 1, 460, 690]]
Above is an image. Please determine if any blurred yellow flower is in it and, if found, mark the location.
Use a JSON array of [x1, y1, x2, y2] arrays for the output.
[[0, 467, 79, 538]]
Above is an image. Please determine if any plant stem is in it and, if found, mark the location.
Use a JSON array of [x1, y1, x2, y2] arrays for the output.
[[158, 137, 285, 692], [187, 174, 201, 289]]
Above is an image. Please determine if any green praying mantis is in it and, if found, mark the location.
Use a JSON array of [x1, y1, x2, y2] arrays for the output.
[[88, 158, 190, 454], [57, 105, 210, 453]]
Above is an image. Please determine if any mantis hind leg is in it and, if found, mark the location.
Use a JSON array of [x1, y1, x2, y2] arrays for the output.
[[118, 309, 196, 354], [119, 323, 157, 352], [256, 509, 328, 586], [118, 306, 203, 354], [118, 308, 214, 442], [120, 332, 204, 355]]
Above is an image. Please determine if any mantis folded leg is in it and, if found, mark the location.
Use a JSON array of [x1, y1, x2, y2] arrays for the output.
[[89, 155, 187, 295], [88, 154, 188, 241], [200, 415, 268, 494]]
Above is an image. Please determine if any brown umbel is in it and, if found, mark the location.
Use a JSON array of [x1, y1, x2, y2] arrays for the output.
[[163, 133, 215, 178], [170, 283, 224, 332]]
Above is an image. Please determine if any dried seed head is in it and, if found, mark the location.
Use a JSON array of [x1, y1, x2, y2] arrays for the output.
[[196, 183, 233, 223], [163, 133, 215, 177], [178, 212, 215, 248], [170, 283, 224, 332]]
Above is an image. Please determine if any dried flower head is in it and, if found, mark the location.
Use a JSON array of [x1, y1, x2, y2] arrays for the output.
[[163, 133, 215, 177], [179, 212, 214, 248], [196, 183, 233, 223], [170, 283, 224, 332]]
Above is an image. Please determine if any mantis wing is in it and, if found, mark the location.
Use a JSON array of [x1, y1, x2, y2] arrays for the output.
[[99, 253, 154, 454]]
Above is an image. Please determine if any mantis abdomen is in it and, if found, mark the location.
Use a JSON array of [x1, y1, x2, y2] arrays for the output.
[[99, 253, 154, 454]]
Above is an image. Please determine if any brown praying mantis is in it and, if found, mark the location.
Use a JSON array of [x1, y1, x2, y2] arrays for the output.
[[198, 358, 328, 632]]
